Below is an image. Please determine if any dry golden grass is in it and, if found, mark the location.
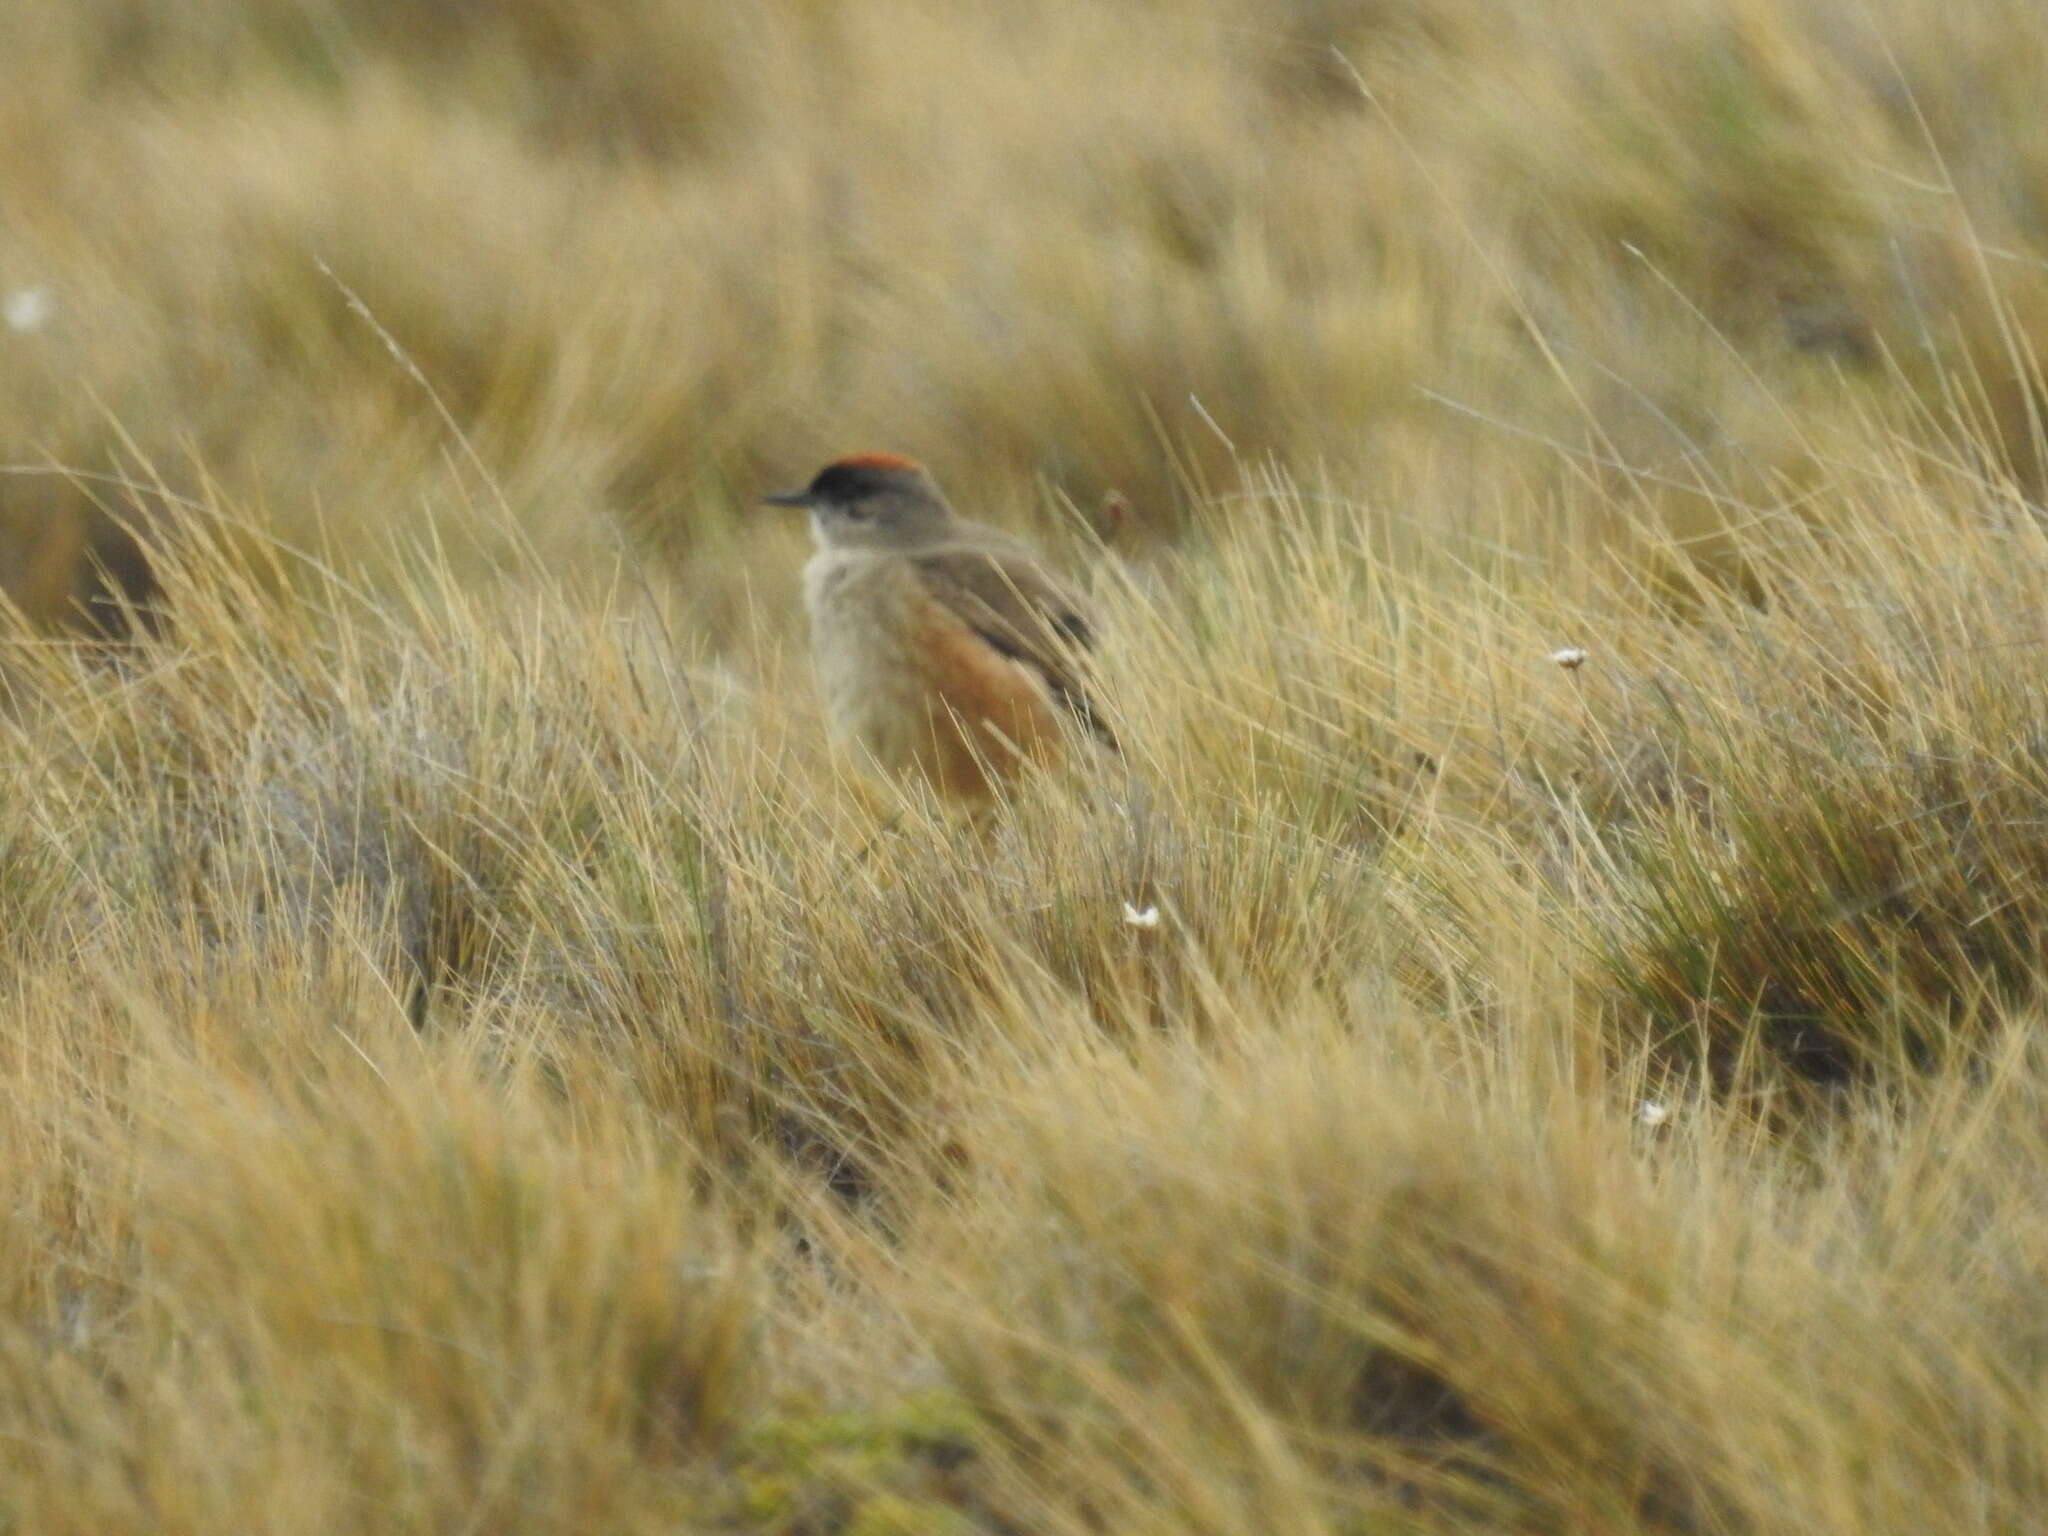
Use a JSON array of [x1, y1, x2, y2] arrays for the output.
[[2, 0, 2048, 1530]]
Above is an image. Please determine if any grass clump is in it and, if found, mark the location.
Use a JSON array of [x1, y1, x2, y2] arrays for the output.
[[1609, 724, 2048, 1083]]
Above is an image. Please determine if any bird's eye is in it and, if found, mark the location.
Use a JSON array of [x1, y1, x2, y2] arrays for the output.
[[841, 501, 869, 521]]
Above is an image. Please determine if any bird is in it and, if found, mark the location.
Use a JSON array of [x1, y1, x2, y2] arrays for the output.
[[763, 453, 1114, 804]]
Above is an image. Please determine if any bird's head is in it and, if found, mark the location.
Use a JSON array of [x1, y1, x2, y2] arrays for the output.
[[763, 454, 956, 551]]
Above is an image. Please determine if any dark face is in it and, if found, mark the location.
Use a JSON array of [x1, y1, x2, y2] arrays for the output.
[[762, 459, 955, 551]]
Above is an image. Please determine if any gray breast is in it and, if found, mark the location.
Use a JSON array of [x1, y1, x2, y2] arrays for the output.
[[802, 552, 927, 763]]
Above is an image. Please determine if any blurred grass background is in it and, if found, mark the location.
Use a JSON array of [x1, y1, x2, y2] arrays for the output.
[[2, 0, 2048, 1530]]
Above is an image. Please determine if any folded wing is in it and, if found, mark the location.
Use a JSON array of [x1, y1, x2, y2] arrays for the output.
[[912, 543, 1118, 752]]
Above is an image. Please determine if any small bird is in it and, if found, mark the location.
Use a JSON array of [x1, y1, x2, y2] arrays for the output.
[[764, 454, 1114, 803]]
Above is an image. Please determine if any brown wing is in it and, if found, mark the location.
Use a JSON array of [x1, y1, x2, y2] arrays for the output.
[[912, 541, 1117, 751]]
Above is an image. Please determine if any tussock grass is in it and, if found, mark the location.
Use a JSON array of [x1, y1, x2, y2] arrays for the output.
[[3, 0, 2048, 1530]]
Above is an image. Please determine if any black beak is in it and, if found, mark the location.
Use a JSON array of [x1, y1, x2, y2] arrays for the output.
[[761, 489, 814, 509]]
